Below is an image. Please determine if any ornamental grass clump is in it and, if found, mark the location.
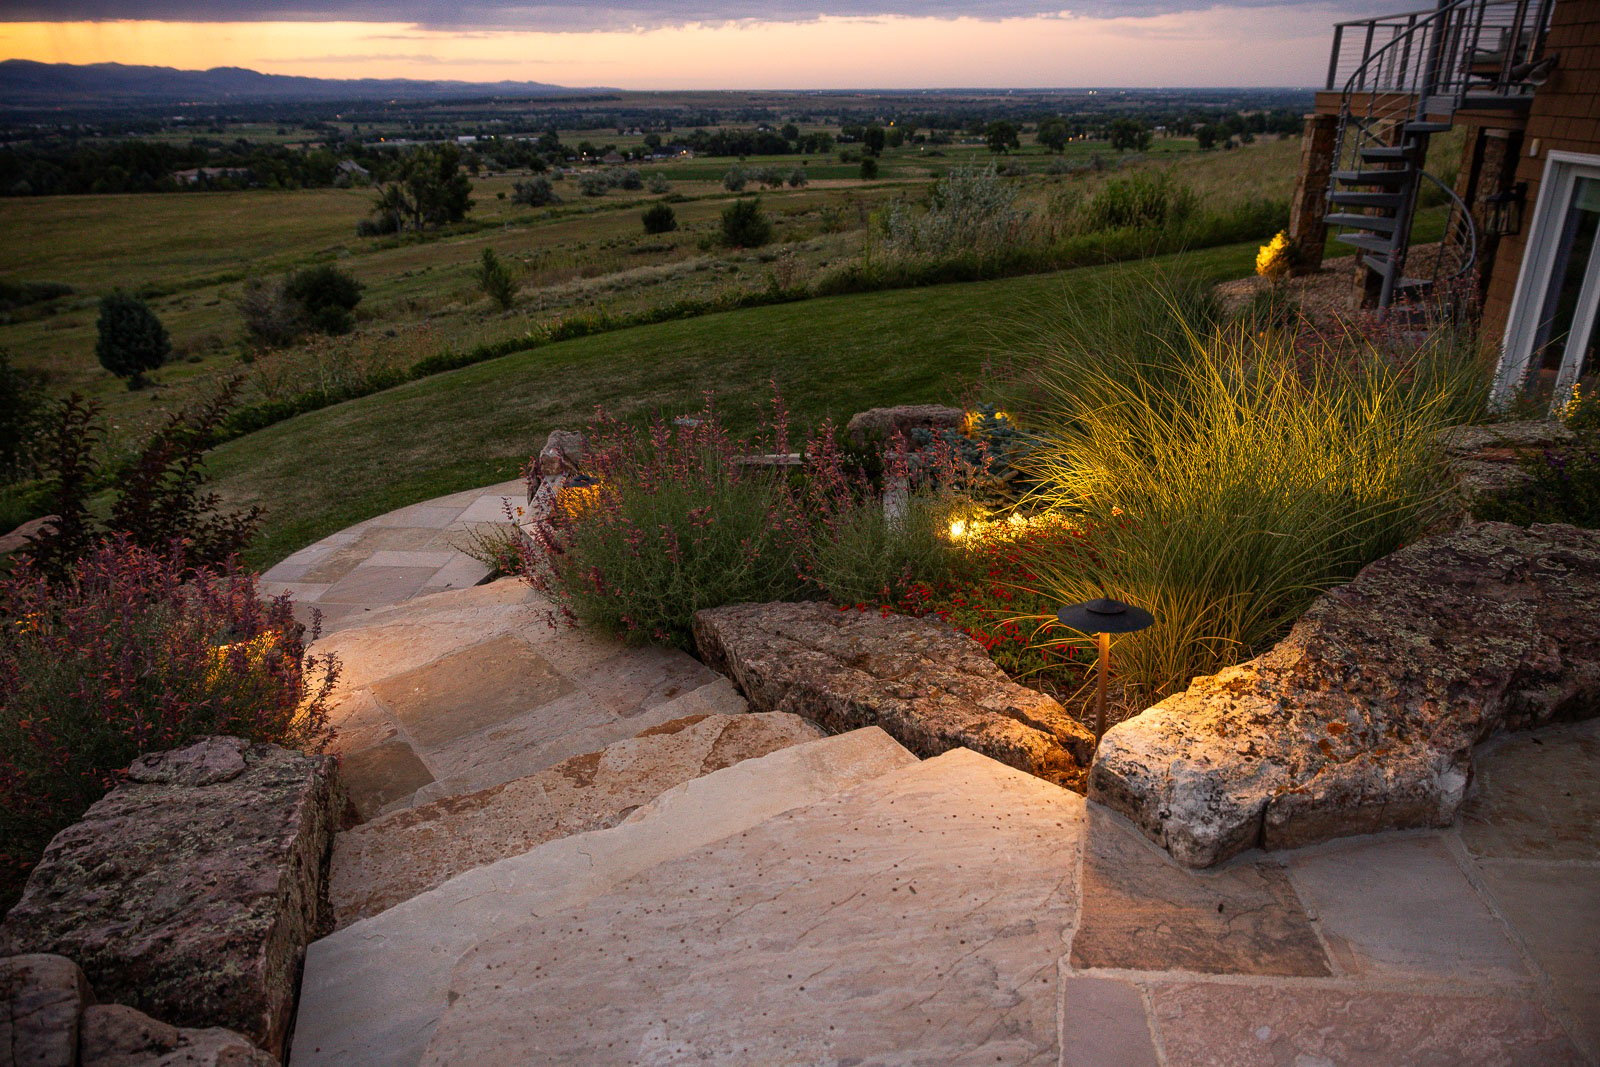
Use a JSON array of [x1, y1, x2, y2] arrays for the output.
[[1018, 284, 1480, 709], [0, 539, 338, 905]]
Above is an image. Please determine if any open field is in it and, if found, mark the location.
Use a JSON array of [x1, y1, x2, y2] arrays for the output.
[[201, 242, 1260, 567], [1, 136, 1298, 446]]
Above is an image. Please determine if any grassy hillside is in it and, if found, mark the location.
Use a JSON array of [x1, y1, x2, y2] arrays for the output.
[[1, 137, 1299, 447], [208, 241, 1259, 567]]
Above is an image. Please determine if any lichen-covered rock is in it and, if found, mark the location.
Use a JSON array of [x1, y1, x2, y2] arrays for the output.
[[1441, 420, 1572, 503], [0, 954, 275, 1067], [0, 738, 339, 1057], [843, 404, 964, 447], [1, 953, 93, 1067], [535, 429, 585, 477], [1090, 522, 1600, 868], [694, 602, 1094, 788], [78, 1004, 278, 1067]]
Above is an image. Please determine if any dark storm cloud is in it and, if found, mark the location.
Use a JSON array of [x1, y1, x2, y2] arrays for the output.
[[5, 0, 1370, 31]]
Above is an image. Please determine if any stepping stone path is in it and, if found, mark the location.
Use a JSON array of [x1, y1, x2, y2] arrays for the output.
[[278, 481, 1597, 1066]]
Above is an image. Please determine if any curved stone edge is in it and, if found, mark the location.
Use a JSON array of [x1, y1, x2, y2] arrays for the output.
[[1089, 522, 1600, 868]]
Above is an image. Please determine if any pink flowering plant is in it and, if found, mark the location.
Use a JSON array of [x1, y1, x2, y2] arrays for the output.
[[0, 538, 338, 905], [521, 397, 812, 648], [522, 389, 990, 649]]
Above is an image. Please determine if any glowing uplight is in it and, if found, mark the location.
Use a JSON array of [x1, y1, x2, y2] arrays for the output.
[[948, 519, 970, 540]]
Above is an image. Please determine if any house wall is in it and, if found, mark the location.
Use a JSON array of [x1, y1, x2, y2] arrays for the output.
[[1481, 0, 1600, 340]]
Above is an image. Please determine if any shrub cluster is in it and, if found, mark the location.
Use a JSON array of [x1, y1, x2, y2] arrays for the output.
[[476, 248, 518, 310], [720, 198, 772, 248], [1017, 279, 1483, 707], [23, 385, 262, 584], [95, 291, 171, 389], [520, 397, 976, 648], [238, 264, 363, 347], [0, 539, 338, 906], [511, 176, 560, 207]]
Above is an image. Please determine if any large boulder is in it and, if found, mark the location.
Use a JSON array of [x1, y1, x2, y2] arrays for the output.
[[843, 404, 963, 448], [1, 953, 93, 1067], [0, 954, 274, 1067], [1090, 522, 1600, 868], [694, 602, 1095, 788], [1441, 420, 1572, 504], [78, 1003, 277, 1067], [0, 737, 339, 1057]]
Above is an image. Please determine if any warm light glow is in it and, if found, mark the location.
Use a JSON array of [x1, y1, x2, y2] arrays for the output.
[[1255, 230, 1293, 279], [948, 518, 970, 540], [0, 9, 1340, 89]]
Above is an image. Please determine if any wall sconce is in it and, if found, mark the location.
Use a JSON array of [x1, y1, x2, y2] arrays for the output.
[[1056, 596, 1155, 746], [1486, 182, 1528, 237]]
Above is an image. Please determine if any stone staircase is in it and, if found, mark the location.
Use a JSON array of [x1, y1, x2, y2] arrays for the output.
[[285, 578, 1596, 1066], [291, 727, 922, 1066]]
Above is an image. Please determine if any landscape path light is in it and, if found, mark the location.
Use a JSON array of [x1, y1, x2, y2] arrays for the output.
[[1055, 596, 1155, 746]]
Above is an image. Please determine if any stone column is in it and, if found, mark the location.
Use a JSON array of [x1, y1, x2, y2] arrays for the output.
[[1287, 113, 1338, 274], [1467, 129, 1522, 302]]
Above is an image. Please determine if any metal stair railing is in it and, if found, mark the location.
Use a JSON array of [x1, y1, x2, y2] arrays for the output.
[[1322, 0, 1553, 309]]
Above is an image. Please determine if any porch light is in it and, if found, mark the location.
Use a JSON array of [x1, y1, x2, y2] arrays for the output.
[[1056, 597, 1155, 746], [1486, 182, 1528, 237]]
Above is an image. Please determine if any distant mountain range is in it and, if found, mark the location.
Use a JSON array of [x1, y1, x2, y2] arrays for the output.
[[0, 60, 597, 106]]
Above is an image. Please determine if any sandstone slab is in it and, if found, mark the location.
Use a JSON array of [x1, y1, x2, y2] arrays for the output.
[[422, 749, 1084, 1066], [1458, 717, 1600, 862], [1091, 522, 1600, 867], [1071, 804, 1328, 977], [0, 738, 339, 1057], [329, 711, 825, 926], [1058, 977, 1160, 1067], [1145, 981, 1583, 1065], [1, 953, 92, 1067], [1475, 861, 1600, 1054], [1285, 835, 1526, 982], [290, 727, 917, 1067], [695, 601, 1095, 788], [78, 1004, 277, 1067]]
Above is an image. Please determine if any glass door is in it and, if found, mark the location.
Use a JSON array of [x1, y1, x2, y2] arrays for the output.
[[1524, 175, 1600, 406]]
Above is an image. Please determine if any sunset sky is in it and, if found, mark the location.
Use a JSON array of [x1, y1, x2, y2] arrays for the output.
[[0, 3, 1370, 89]]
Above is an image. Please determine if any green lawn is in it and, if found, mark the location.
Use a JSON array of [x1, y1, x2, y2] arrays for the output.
[[209, 241, 1260, 568]]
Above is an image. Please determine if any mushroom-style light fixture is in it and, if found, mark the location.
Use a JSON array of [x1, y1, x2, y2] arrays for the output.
[[1056, 597, 1156, 745]]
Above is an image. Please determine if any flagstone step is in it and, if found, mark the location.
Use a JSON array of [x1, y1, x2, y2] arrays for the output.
[[421, 747, 1086, 1066], [329, 711, 827, 928], [288, 726, 919, 1067], [309, 578, 751, 820]]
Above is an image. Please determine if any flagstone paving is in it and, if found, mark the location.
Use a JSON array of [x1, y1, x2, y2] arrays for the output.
[[260, 478, 526, 634], [279, 481, 1599, 1066]]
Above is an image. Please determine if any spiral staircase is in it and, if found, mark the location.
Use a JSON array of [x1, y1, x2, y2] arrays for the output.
[[1323, 0, 1556, 309]]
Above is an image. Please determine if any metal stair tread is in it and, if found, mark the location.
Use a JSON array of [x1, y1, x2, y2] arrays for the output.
[[1326, 212, 1399, 233], [1335, 232, 1398, 254], [1360, 145, 1414, 161], [1332, 169, 1414, 187], [1329, 191, 1406, 208]]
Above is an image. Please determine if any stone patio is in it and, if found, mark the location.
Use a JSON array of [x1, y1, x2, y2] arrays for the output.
[[273, 482, 1596, 1066], [260, 479, 525, 634]]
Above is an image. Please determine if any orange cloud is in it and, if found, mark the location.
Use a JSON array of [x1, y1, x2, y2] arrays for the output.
[[0, 10, 1338, 89]]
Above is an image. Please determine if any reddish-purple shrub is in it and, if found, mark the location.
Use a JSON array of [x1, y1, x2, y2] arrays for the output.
[[0, 538, 338, 905], [520, 395, 811, 648]]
